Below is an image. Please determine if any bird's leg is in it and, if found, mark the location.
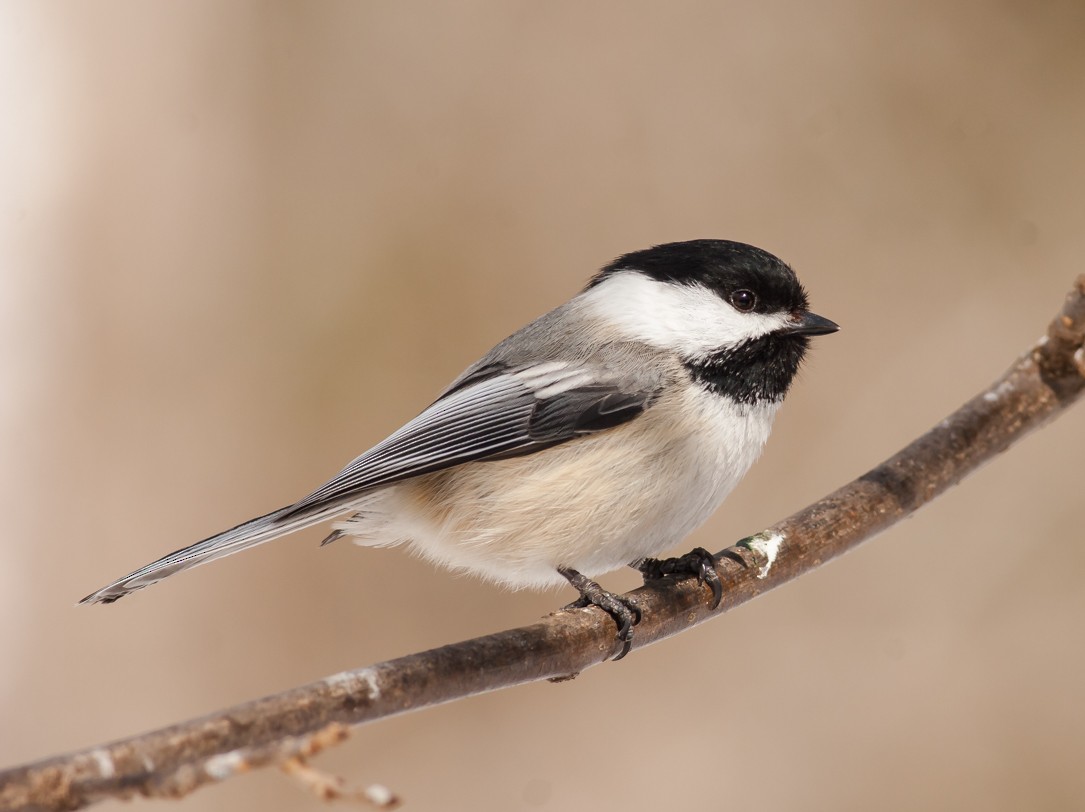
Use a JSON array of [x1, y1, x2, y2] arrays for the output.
[[631, 545, 740, 609], [557, 566, 641, 661]]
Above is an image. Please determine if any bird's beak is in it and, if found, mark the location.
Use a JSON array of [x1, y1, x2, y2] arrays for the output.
[[781, 311, 840, 336]]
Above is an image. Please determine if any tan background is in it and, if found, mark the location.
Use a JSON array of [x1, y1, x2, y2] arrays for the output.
[[2, 2, 1084, 810]]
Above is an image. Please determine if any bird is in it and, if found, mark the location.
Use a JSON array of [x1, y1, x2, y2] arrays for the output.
[[80, 239, 838, 659]]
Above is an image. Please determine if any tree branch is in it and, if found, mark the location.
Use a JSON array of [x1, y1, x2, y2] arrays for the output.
[[4, 277, 1084, 812]]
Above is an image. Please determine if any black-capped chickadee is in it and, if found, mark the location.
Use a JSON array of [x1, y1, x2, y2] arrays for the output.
[[81, 239, 838, 658]]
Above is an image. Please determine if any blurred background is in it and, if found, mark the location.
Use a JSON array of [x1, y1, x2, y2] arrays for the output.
[[2, 2, 1084, 810]]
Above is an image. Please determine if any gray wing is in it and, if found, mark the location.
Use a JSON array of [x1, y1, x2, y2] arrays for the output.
[[81, 358, 660, 604], [282, 359, 660, 517]]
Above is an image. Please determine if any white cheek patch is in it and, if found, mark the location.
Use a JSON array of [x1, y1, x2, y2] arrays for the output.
[[579, 271, 790, 357]]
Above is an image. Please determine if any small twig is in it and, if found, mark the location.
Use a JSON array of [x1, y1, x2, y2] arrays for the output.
[[277, 723, 398, 808], [281, 750, 398, 808], [2, 277, 1083, 812]]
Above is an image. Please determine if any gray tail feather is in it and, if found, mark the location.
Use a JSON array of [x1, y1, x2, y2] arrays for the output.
[[320, 529, 346, 546], [79, 503, 346, 605]]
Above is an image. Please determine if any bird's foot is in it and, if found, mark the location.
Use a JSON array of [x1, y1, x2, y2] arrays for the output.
[[558, 567, 641, 661], [633, 546, 726, 609]]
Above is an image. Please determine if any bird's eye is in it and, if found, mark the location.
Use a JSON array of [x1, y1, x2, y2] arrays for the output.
[[730, 289, 757, 312]]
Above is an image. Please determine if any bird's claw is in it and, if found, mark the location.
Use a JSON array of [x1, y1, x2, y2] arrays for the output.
[[559, 567, 641, 660], [635, 546, 724, 609], [719, 535, 761, 570]]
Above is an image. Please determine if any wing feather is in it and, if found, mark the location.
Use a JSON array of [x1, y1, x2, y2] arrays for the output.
[[80, 358, 661, 604], [283, 362, 658, 517]]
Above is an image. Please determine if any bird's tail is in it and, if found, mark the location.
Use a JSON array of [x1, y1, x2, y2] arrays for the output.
[[78, 503, 346, 605]]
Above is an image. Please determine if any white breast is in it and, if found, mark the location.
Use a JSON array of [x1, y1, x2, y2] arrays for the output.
[[334, 385, 779, 590]]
